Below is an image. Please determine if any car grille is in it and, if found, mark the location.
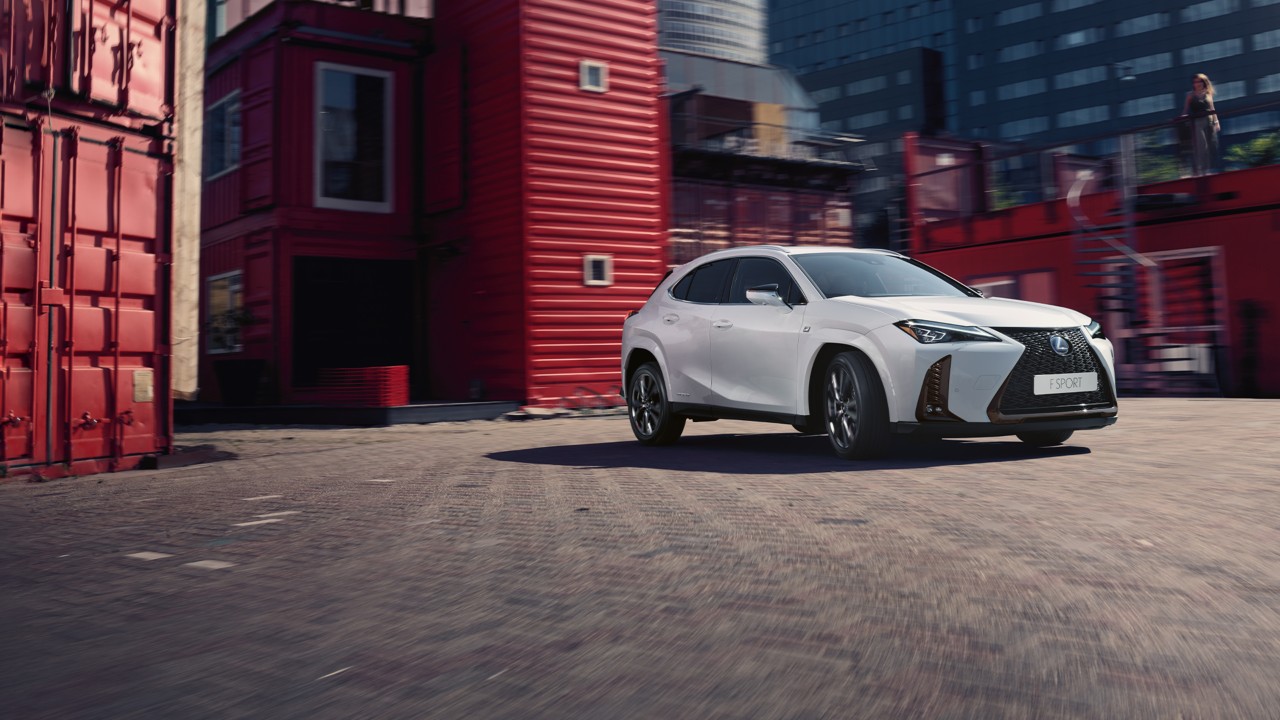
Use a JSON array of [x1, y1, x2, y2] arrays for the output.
[[991, 328, 1115, 415]]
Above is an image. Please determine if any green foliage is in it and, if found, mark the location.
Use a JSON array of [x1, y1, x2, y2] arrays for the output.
[[1138, 153, 1182, 184], [987, 177, 1020, 210], [1225, 132, 1280, 169]]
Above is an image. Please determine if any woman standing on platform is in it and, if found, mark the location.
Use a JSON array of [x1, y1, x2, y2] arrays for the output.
[[1183, 73, 1220, 176]]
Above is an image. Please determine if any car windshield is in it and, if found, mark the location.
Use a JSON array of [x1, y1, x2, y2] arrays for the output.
[[793, 253, 979, 299]]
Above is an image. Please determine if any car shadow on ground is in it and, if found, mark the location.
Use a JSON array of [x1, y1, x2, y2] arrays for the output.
[[489, 432, 1091, 474]]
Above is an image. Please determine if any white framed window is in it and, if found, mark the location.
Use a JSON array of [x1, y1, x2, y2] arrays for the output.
[[314, 62, 393, 213], [206, 271, 245, 354], [583, 255, 613, 286], [580, 60, 609, 93], [204, 91, 241, 180], [211, 0, 228, 39]]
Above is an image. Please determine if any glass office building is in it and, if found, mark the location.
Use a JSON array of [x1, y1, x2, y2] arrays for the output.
[[769, 0, 1280, 242], [660, 0, 769, 65]]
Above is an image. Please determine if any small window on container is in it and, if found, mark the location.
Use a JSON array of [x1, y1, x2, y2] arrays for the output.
[[206, 271, 246, 354], [584, 255, 613, 286], [315, 62, 393, 213], [205, 91, 241, 180], [580, 60, 609, 93]]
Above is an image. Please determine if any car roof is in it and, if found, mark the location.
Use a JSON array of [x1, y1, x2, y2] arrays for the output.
[[683, 245, 906, 262]]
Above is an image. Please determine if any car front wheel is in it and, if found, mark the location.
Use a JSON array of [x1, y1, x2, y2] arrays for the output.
[[824, 351, 890, 460], [628, 362, 686, 446]]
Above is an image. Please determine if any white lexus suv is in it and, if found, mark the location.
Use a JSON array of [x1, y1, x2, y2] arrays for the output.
[[620, 245, 1118, 459]]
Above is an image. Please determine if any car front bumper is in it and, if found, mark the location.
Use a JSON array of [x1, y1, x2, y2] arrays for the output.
[[868, 323, 1118, 428]]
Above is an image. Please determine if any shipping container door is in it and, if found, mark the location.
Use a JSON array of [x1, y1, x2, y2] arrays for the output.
[[67, 0, 172, 119], [1, 122, 41, 466], [0, 229, 38, 464], [63, 130, 165, 465], [7, 124, 166, 472]]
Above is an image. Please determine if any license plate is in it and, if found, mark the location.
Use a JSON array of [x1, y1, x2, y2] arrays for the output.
[[1033, 372, 1098, 395]]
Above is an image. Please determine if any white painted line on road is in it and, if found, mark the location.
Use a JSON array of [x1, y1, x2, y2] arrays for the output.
[[243, 495, 283, 501], [184, 560, 235, 570], [366, 479, 395, 483], [233, 518, 285, 527], [255, 511, 300, 518], [126, 551, 173, 561], [318, 666, 353, 680], [487, 669, 507, 681]]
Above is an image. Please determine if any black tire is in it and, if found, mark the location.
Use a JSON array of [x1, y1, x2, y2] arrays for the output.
[[824, 351, 891, 460], [627, 362, 685, 446], [1016, 429, 1074, 447]]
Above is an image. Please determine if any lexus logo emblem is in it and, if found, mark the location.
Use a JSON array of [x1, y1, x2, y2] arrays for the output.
[[1049, 335, 1071, 356]]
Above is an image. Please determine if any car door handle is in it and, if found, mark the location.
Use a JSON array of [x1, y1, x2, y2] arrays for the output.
[[663, 313, 679, 325], [712, 320, 733, 329]]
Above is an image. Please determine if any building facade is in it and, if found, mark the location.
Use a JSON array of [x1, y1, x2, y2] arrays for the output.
[[201, 0, 668, 408], [769, 1, 1280, 242], [659, 0, 768, 64], [662, 50, 862, 262]]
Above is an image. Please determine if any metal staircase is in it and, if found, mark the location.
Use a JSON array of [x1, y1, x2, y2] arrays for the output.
[[1066, 135, 1223, 396]]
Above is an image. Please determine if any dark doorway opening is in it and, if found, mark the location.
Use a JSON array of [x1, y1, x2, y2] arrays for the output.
[[292, 257, 413, 387]]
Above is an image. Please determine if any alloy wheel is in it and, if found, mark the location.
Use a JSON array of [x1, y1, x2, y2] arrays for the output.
[[826, 362, 858, 450]]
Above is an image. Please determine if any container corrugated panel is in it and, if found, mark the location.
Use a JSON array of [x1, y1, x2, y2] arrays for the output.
[[521, 0, 667, 407], [317, 366, 410, 407], [2, 1, 175, 128], [430, 0, 529, 402], [0, 112, 171, 477]]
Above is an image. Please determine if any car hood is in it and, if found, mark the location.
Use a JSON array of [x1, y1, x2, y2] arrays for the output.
[[830, 295, 1088, 329]]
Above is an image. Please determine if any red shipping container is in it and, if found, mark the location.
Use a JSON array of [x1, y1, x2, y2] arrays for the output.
[[2, 0, 175, 129], [0, 111, 172, 478]]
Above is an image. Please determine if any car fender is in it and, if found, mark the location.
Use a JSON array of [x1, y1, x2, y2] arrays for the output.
[[799, 325, 904, 422], [621, 330, 673, 399]]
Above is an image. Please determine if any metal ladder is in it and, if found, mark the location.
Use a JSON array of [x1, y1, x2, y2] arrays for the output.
[[1066, 135, 1222, 396]]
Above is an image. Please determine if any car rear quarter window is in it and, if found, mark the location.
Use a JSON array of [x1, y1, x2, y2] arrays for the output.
[[671, 260, 734, 303]]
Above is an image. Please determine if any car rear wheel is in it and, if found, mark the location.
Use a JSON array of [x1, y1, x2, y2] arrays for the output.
[[1016, 429, 1074, 447], [628, 362, 686, 446], [824, 351, 890, 460]]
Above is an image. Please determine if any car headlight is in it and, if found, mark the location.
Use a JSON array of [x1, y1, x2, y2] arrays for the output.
[[1086, 319, 1106, 339], [894, 320, 998, 344]]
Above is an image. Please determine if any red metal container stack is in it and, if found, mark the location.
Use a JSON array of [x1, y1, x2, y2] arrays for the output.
[[1, 0, 175, 477]]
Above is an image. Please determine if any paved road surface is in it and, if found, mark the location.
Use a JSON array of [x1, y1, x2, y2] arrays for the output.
[[2, 398, 1278, 719]]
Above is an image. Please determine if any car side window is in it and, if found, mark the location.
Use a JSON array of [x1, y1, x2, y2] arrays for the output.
[[726, 257, 805, 305], [671, 260, 734, 304]]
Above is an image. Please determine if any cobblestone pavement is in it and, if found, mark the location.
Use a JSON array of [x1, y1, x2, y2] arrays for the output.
[[2, 398, 1279, 719]]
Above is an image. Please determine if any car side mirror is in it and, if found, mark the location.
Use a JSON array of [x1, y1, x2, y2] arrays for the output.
[[745, 284, 792, 311]]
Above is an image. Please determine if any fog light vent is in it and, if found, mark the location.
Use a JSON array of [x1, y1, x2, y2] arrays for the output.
[[917, 355, 960, 422]]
